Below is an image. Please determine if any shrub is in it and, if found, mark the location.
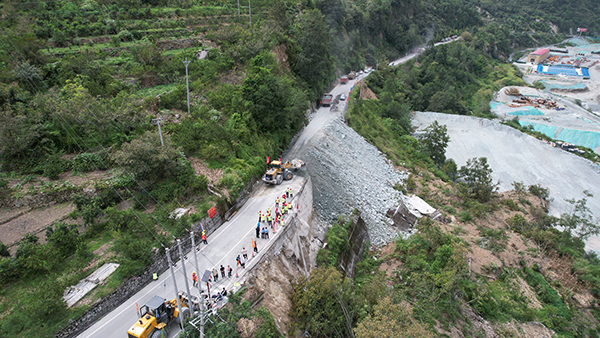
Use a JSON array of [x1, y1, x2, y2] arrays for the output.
[[458, 211, 473, 223], [0, 241, 9, 257], [41, 153, 66, 180], [528, 184, 550, 200], [478, 228, 508, 252], [458, 157, 498, 203]]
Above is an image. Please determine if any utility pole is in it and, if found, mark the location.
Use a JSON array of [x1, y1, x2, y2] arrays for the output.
[[177, 239, 193, 321], [182, 58, 191, 115], [237, 0, 240, 21], [166, 248, 185, 333], [190, 230, 204, 337], [151, 118, 164, 146], [248, 0, 252, 26]]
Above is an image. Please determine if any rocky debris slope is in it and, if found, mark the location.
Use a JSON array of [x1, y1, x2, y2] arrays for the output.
[[291, 117, 408, 246]]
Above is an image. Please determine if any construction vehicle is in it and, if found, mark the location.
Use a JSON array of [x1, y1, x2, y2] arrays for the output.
[[347, 71, 357, 80], [321, 93, 333, 107], [340, 75, 348, 84], [262, 159, 305, 185], [127, 292, 197, 338]]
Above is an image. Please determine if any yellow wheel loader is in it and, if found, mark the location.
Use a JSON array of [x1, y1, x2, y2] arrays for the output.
[[262, 159, 305, 185], [127, 292, 197, 338]]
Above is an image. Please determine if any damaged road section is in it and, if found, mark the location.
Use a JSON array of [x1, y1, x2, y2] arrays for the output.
[[290, 117, 408, 246]]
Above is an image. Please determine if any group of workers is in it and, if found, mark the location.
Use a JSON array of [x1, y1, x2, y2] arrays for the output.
[[189, 186, 297, 301], [257, 186, 294, 234]]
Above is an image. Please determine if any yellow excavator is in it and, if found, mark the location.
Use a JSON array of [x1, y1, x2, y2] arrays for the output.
[[262, 158, 305, 185], [127, 292, 197, 338]]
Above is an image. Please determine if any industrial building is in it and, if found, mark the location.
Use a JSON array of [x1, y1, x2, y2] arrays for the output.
[[528, 48, 550, 64]]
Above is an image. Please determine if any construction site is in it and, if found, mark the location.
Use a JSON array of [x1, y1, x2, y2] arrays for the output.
[[490, 38, 600, 156], [514, 37, 600, 113]]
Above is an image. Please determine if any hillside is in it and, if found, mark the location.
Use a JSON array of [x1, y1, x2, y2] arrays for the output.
[[1, 0, 600, 337]]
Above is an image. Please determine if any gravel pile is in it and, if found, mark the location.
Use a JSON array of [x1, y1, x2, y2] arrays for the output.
[[296, 118, 408, 246]]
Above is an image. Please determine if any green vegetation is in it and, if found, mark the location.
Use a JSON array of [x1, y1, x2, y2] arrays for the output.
[[1, 0, 599, 335], [418, 120, 450, 168], [458, 157, 499, 203], [292, 188, 600, 337], [184, 287, 281, 338]]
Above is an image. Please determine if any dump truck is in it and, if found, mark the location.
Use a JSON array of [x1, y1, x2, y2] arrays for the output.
[[347, 71, 357, 80], [127, 293, 196, 338], [340, 75, 348, 84], [263, 159, 305, 185], [321, 93, 333, 107]]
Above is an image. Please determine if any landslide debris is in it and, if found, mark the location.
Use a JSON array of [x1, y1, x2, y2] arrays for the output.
[[289, 117, 407, 246]]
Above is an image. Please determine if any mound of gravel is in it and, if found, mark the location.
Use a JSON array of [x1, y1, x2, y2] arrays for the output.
[[291, 118, 408, 246]]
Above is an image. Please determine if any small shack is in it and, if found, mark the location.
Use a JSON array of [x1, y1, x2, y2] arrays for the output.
[[528, 48, 550, 64]]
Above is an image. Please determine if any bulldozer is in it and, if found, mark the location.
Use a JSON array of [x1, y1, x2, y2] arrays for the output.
[[127, 292, 197, 338], [262, 158, 305, 185]]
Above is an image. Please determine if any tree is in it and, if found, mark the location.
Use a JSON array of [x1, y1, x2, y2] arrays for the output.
[[354, 297, 435, 338], [458, 157, 498, 203], [113, 131, 182, 187], [46, 223, 79, 257], [12, 61, 42, 87], [419, 121, 450, 167], [291, 9, 335, 100], [559, 191, 599, 242], [0, 241, 9, 257], [290, 266, 356, 337]]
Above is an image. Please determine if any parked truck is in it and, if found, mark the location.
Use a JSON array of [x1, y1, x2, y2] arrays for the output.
[[321, 93, 333, 107]]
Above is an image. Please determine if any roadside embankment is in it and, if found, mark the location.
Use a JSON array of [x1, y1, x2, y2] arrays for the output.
[[244, 176, 317, 335]]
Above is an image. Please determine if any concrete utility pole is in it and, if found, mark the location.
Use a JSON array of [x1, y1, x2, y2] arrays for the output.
[[166, 248, 185, 333], [248, 0, 252, 26], [190, 230, 204, 336], [151, 118, 164, 146], [237, 0, 240, 21], [177, 239, 193, 326], [183, 58, 191, 115]]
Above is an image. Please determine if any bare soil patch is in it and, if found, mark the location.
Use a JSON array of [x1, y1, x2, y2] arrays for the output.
[[272, 44, 291, 72], [378, 242, 401, 282], [357, 81, 378, 100], [515, 275, 543, 309], [220, 69, 246, 85], [58, 170, 112, 187], [190, 157, 223, 186], [0, 207, 29, 224], [1, 202, 74, 247]]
